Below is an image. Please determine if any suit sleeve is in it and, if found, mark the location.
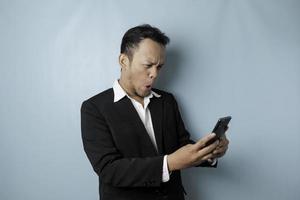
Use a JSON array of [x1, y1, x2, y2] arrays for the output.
[[81, 100, 164, 187], [170, 94, 217, 168]]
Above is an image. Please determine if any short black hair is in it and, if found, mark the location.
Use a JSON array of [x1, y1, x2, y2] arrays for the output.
[[120, 24, 170, 60]]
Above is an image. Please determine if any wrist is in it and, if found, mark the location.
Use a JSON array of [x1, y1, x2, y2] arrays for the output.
[[167, 154, 176, 171]]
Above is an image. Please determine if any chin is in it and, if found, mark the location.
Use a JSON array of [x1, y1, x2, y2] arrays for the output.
[[139, 91, 151, 97]]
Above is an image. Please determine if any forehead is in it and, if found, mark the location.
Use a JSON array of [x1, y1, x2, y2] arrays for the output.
[[132, 39, 165, 62]]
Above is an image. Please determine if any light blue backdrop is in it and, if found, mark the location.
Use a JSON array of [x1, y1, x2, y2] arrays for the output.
[[1, 0, 299, 200]]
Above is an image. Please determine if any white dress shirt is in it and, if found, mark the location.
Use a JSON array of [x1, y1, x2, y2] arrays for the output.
[[113, 80, 170, 182]]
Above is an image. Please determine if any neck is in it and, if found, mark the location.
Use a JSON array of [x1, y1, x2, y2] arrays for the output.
[[118, 78, 144, 106]]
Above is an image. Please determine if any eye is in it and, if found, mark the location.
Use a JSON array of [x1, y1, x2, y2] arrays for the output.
[[157, 65, 163, 70], [144, 64, 152, 68]]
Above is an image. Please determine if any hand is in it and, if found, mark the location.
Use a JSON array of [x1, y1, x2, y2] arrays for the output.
[[211, 135, 229, 159], [167, 133, 219, 171]]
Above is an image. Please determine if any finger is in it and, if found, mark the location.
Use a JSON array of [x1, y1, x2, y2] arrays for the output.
[[222, 139, 229, 148], [194, 153, 215, 166], [215, 142, 228, 151], [213, 145, 228, 155], [197, 139, 219, 158], [218, 137, 229, 147], [213, 147, 228, 157], [212, 152, 224, 158], [213, 146, 227, 154], [202, 153, 215, 161], [194, 133, 216, 150]]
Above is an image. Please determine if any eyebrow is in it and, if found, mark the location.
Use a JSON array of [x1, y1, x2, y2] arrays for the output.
[[144, 60, 165, 65]]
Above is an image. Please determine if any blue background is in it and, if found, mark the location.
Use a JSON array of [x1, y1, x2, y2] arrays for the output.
[[1, 0, 299, 199]]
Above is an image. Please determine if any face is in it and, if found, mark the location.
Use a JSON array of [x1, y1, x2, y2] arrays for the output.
[[119, 38, 165, 100]]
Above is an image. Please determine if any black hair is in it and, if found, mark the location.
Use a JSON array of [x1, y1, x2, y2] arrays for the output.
[[120, 24, 170, 60]]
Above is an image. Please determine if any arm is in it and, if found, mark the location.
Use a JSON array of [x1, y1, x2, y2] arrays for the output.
[[167, 95, 219, 171], [81, 100, 163, 187]]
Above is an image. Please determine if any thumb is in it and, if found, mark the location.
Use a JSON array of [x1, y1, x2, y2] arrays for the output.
[[194, 133, 216, 150]]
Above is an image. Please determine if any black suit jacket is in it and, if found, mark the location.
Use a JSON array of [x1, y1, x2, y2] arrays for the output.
[[81, 88, 214, 200]]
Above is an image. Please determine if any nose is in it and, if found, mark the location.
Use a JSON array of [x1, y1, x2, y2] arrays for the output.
[[149, 67, 158, 79]]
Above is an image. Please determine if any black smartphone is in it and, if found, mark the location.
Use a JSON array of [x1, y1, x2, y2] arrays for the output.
[[206, 116, 232, 145]]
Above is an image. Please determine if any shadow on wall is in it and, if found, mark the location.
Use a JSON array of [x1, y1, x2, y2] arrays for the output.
[[155, 46, 245, 199], [155, 47, 184, 91]]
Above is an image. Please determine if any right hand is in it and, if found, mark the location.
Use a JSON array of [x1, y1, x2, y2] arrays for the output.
[[167, 133, 219, 171]]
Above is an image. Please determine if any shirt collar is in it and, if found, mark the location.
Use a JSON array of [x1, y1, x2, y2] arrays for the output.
[[113, 80, 161, 103]]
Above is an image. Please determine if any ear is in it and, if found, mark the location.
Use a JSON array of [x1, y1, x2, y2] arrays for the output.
[[119, 54, 130, 70]]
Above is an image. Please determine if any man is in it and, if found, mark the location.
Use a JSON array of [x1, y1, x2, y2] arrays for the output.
[[81, 24, 229, 200]]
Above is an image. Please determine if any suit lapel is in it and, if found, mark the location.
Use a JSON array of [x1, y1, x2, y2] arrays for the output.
[[148, 97, 164, 155], [115, 97, 158, 155]]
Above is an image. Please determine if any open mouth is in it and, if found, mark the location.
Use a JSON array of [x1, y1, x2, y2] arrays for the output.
[[145, 84, 152, 90]]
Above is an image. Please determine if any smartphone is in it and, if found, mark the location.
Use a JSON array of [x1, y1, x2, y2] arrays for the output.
[[206, 116, 232, 145]]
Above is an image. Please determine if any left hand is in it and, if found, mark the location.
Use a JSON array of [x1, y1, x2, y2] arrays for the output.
[[211, 135, 229, 158], [207, 125, 230, 163]]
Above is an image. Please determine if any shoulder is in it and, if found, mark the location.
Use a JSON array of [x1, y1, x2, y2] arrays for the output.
[[152, 88, 177, 103], [152, 88, 171, 97], [81, 88, 114, 112]]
